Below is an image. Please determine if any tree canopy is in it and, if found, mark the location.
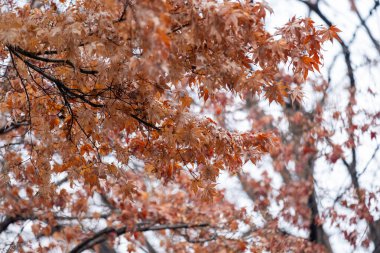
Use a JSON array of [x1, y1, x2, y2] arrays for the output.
[[3, 0, 379, 252]]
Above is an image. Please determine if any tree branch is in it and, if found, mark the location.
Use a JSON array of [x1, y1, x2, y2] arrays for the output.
[[0, 215, 25, 233], [0, 121, 29, 135], [352, 0, 380, 55], [7, 46, 161, 132], [8, 46, 98, 75], [70, 223, 209, 253]]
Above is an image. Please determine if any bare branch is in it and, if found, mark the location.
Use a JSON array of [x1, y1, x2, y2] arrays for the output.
[[70, 223, 209, 253], [352, 0, 380, 55]]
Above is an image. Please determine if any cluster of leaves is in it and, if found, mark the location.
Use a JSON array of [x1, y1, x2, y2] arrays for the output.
[[0, 0, 342, 252]]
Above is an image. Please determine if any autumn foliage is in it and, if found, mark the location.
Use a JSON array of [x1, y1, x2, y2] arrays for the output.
[[2, 0, 378, 252]]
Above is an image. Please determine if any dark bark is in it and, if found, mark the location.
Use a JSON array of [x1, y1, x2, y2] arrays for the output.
[[308, 191, 333, 253], [0, 121, 29, 135], [70, 223, 209, 253]]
